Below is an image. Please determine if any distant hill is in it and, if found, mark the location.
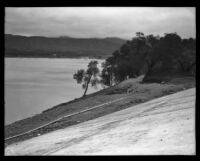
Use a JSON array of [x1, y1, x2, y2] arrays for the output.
[[5, 34, 126, 58]]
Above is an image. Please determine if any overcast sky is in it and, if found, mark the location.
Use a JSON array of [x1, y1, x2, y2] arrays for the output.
[[5, 7, 196, 39]]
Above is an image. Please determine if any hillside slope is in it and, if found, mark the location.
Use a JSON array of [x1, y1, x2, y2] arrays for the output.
[[5, 88, 195, 155], [5, 34, 126, 58]]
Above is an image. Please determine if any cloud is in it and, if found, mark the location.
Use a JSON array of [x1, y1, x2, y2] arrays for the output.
[[5, 7, 196, 39]]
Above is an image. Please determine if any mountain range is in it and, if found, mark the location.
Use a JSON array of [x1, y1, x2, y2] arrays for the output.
[[5, 34, 126, 58]]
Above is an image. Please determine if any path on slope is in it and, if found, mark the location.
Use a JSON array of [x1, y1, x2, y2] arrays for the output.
[[5, 88, 196, 155]]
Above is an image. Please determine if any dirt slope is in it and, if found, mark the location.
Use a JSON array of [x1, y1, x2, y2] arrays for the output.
[[5, 88, 195, 155]]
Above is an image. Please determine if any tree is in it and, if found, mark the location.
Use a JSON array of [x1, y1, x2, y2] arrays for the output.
[[101, 32, 196, 85], [101, 62, 112, 87], [177, 38, 196, 74], [143, 33, 196, 81], [144, 34, 160, 75], [112, 33, 151, 81], [100, 56, 118, 87], [73, 61, 100, 97]]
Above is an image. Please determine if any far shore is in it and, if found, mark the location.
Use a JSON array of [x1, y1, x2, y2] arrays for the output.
[[5, 56, 107, 60]]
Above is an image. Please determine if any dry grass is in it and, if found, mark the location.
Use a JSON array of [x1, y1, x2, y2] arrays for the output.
[[5, 75, 195, 146]]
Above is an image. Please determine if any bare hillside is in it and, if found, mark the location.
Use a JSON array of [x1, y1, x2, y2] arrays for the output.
[[5, 88, 195, 155]]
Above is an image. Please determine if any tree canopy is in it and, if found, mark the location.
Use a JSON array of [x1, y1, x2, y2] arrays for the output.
[[73, 60, 100, 97], [100, 32, 196, 85]]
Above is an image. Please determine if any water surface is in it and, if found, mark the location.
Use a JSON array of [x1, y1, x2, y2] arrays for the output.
[[5, 58, 104, 125]]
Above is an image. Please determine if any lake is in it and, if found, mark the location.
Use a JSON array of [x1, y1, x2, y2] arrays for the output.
[[5, 58, 104, 125]]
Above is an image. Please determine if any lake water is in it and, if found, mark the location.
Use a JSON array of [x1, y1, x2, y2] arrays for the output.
[[5, 58, 104, 125]]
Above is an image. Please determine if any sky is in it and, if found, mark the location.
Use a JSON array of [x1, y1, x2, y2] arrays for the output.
[[5, 7, 196, 39]]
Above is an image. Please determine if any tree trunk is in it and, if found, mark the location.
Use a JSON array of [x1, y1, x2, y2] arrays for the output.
[[82, 75, 92, 97], [110, 72, 112, 86], [175, 58, 186, 72], [186, 61, 196, 72], [145, 59, 155, 76]]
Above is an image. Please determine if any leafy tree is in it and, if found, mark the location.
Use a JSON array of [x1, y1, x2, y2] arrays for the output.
[[109, 32, 152, 82], [100, 55, 119, 86], [144, 34, 160, 75], [73, 61, 100, 97], [101, 32, 196, 85], [100, 62, 113, 87], [177, 38, 196, 74], [153, 33, 195, 74], [143, 33, 196, 80]]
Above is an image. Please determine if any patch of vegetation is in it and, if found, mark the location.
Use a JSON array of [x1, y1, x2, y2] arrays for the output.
[[5, 76, 195, 146], [5, 32, 196, 146], [73, 61, 100, 97], [100, 32, 195, 85], [73, 32, 195, 97]]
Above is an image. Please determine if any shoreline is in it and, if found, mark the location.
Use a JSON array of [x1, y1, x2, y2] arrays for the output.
[[5, 88, 196, 155], [5, 57, 105, 125], [4, 56, 107, 60], [5, 76, 195, 146]]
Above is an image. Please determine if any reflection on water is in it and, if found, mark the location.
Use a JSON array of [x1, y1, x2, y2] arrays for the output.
[[5, 58, 104, 125]]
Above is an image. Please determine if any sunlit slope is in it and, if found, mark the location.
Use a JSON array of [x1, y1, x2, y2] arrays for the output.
[[5, 88, 195, 155]]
